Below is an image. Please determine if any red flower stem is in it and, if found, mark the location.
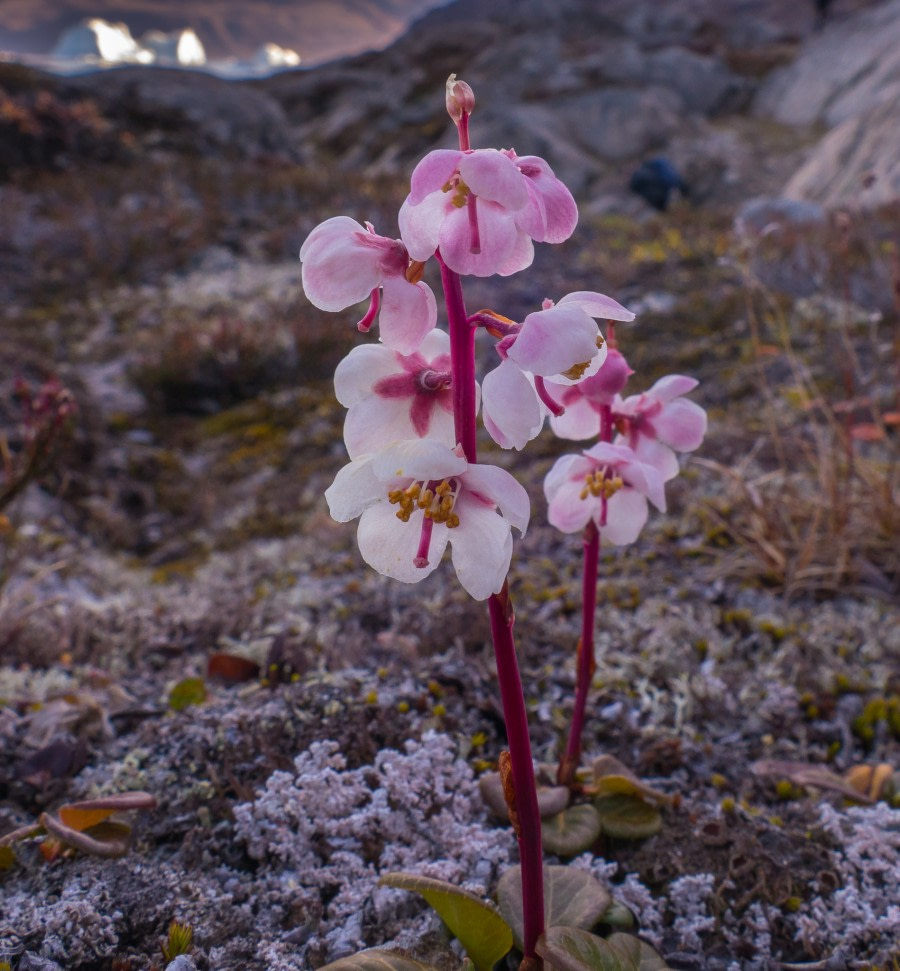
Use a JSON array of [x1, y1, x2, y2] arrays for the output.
[[489, 582, 545, 963], [437, 251, 545, 963], [437, 253, 478, 462], [558, 520, 599, 787], [558, 404, 612, 786]]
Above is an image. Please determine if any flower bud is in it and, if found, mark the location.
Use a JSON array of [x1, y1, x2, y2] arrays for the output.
[[445, 74, 475, 124]]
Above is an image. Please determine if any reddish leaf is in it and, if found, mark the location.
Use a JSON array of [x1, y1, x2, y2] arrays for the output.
[[207, 652, 261, 683]]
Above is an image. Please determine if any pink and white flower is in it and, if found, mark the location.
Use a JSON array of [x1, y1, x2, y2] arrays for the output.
[[334, 329, 465, 458], [481, 292, 635, 450], [544, 441, 665, 546], [300, 216, 436, 354], [398, 148, 577, 277], [325, 440, 530, 600], [614, 375, 707, 481]]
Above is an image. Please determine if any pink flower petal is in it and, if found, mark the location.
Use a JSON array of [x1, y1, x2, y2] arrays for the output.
[[398, 192, 447, 262], [547, 477, 595, 533], [600, 489, 649, 545], [507, 305, 600, 377], [458, 149, 528, 210], [646, 374, 698, 402], [557, 291, 635, 322], [437, 201, 528, 277], [379, 275, 437, 354], [628, 436, 680, 482], [514, 156, 578, 243], [549, 395, 602, 440], [408, 149, 463, 205], [655, 398, 707, 451], [300, 218, 382, 312]]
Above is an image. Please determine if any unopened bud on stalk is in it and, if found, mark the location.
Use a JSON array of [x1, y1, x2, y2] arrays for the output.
[[446, 74, 474, 149], [446, 74, 475, 123]]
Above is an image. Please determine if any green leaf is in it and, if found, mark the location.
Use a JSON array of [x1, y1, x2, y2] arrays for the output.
[[597, 900, 636, 929], [378, 873, 512, 971], [592, 756, 673, 807], [168, 676, 207, 712], [594, 795, 662, 840], [0, 845, 16, 869], [496, 865, 611, 953], [541, 804, 603, 856], [606, 933, 670, 969], [536, 927, 671, 971], [317, 949, 440, 971], [536, 926, 631, 971]]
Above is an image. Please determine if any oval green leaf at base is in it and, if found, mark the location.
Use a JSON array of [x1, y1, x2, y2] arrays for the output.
[[317, 949, 440, 971], [497, 865, 611, 953], [541, 804, 603, 857], [378, 872, 512, 971], [594, 795, 662, 840], [536, 927, 670, 971]]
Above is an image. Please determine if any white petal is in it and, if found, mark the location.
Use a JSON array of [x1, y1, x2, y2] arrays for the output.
[[333, 343, 403, 407], [372, 440, 467, 481], [324, 455, 380, 522], [448, 495, 513, 600], [357, 504, 448, 583], [462, 464, 530, 535], [481, 360, 543, 450], [343, 398, 421, 460]]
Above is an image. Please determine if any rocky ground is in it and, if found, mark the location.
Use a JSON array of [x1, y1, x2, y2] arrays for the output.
[[1, 1, 898, 968]]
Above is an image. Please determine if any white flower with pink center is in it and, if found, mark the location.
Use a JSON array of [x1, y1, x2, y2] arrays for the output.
[[614, 375, 708, 481], [334, 329, 467, 458], [325, 440, 530, 600], [544, 441, 665, 546], [398, 147, 577, 277], [300, 216, 436, 354]]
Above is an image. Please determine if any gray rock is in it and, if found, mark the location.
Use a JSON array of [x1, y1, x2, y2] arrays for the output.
[[165, 956, 198, 971], [782, 98, 900, 210], [755, 0, 900, 127], [67, 67, 293, 158], [17, 957, 64, 971]]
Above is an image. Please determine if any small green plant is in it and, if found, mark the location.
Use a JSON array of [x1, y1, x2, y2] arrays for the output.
[[160, 921, 194, 963]]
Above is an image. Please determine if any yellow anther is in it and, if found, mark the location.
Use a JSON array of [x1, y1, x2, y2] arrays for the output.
[[562, 360, 591, 381], [596, 335, 605, 348], [405, 260, 426, 285], [435, 481, 452, 496], [388, 489, 404, 504], [418, 488, 434, 508], [446, 513, 460, 528], [405, 483, 421, 499]]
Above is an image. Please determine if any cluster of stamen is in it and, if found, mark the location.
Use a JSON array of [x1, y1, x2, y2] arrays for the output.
[[579, 468, 624, 501], [388, 478, 461, 528], [442, 176, 471, 209]]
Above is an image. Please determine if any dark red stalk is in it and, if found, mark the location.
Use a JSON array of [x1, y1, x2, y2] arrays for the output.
[[558, 403, 612, 786], [438, 249, 544, 965], [489, 583, 545, 964], [557, 520, 599, 788]]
